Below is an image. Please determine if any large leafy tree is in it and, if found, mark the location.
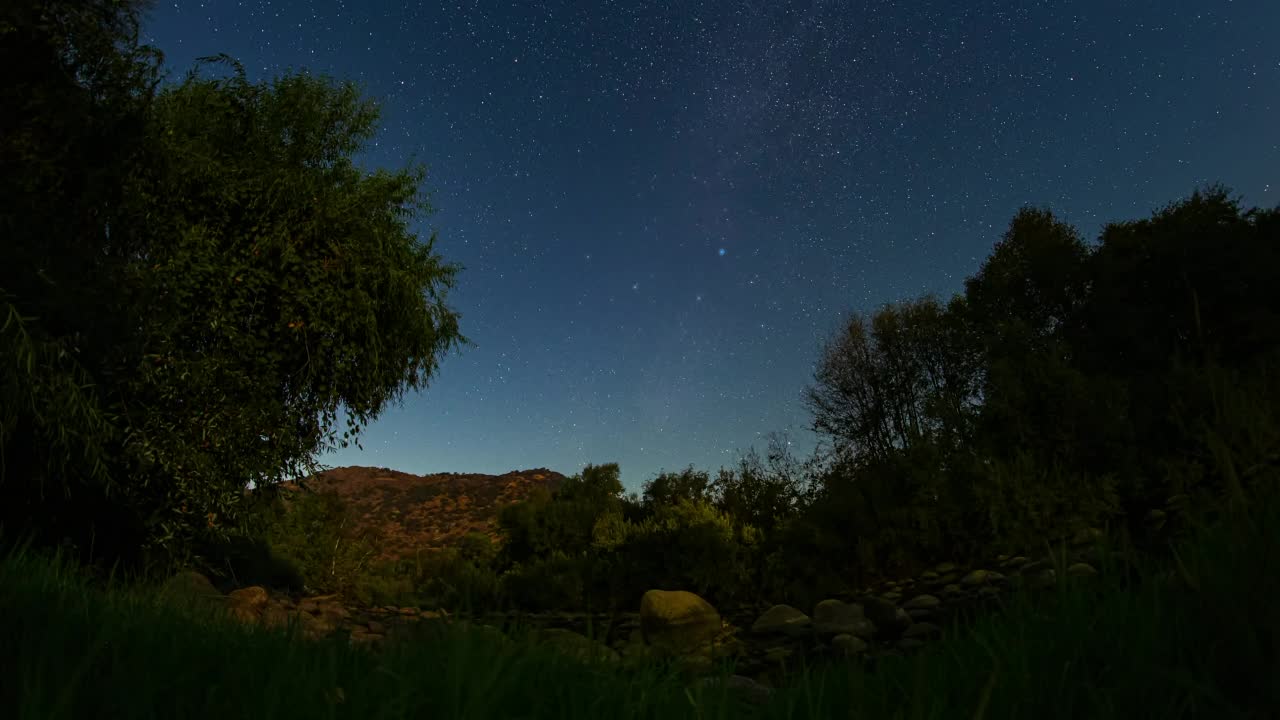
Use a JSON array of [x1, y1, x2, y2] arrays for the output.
[[958, 207, 1133, 485], [1072, 187, 1280, 512], [640, 465, 712, 510], [802, 294, 981, 469], [709, 431, 817, 536], [1, 0, 168, 569], [1, 1, 471, 579]]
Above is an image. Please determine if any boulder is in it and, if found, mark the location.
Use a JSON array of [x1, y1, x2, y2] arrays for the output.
[[227, 585, 270, 621], [751, 604, 812, 637], [526, 627, 621, 664], [861, 596, 911, 636], [639, 590, 723, 654], [829, 633, 868, 657], [811, 599, 874, 637], [157, 571, 225, 615]]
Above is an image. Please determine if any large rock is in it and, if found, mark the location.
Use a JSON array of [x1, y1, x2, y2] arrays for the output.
[[639, 589, 723, 654], [861, 596, 911, 636], [811, 599, 874, 638], [525, 627, 621, 664], [227, 585, 271, 622], [158, 571, 224, 608], [751, 604, 812, 637]]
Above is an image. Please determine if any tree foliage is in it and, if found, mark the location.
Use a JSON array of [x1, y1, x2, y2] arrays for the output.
[[0, 1, 470, 580], [640, 466, 712, 510]]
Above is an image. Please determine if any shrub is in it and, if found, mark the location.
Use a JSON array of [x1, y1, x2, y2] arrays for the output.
[[499, 550, 588, 612], [402, 545, 504, 612], [608, 498, 761, 606], [250, 488, 381, 597]]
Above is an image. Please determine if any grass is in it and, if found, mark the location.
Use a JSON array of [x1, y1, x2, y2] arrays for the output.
[[2, 479, 1278, 720]]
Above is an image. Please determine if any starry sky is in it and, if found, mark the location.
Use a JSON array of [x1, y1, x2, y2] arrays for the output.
[[140, 1, 1279, 493]]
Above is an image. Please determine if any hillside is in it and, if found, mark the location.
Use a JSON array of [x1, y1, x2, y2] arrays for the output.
[[262, 466, 569, 563]]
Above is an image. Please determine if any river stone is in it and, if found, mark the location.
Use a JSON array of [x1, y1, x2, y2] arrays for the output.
[[640, 590, 722, 653], [861, 596, 910, 635], [829, 633, 869, 657], [157, 571, 225, 615], [1067, 562, 1098, 577], [527, 627, 621, 664], [903, 594, 941, 610], [752, 604, 812, 637], [812, 599, 870, 636]]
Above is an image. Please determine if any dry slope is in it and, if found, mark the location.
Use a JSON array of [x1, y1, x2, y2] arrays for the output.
[[267, 465, 568, 564]]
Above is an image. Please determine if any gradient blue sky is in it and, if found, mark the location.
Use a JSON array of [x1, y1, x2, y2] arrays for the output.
[[140, 1, 1278, 493]]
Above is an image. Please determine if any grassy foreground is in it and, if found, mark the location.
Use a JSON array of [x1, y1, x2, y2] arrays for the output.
[[2, 488, 1278, 720]]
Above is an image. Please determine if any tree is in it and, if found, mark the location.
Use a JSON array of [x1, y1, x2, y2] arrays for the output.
[[554, 462, 626, 505], [1070, 186, 1280, 511], [957, 207, 1130, 477], [640, 465, 712, 510], [1077, 186, 1280, 378], [1, 3, 471, 580], [962, 207, 1092, 358], [709, 431, 817, 535], [802, 295, 981, 468], [495, 463, 625, 568], [1, 0, 169, 570]]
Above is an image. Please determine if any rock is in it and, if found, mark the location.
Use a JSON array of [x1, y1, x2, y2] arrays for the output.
[[752, 604, 812, 637], [829, 633, 868, 657], [691, 674, 775, 707], [961, 569, 991, 586], [763, 645, 794, 664], [903, 594, 941, 610], [1067, 562, 1098, 578], [1029, 568, 1058, 589], [527, 627, 621, 664], [934, 561, 958, 573], [861, 596, 910, 636], [259, 605, 292, 630], [812, 599, 872, 637], [227, 586, 270, 614], [639, 590, 723, 654], [157, 571, 225, 614]]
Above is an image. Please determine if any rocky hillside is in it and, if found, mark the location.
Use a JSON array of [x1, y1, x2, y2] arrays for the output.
[[261, 466, 569, 564]]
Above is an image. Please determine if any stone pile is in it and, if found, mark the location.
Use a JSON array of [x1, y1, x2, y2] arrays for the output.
[[157, 523, 1174, 709]]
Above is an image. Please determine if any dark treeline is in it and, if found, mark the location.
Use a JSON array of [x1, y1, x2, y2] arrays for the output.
[[3, 1, 1278, 615]]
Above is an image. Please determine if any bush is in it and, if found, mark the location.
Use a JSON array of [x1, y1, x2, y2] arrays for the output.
[[399, 545, 505, 612], [607, 498, 761, 606], [499, 550, 588, 612], [249, 488, 382, 597]]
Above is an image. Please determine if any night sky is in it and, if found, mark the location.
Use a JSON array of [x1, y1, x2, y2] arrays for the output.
[[140, 1, 1279, 493]]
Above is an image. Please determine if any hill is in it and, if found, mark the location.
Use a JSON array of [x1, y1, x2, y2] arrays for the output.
[[261, 466, 568, 563]]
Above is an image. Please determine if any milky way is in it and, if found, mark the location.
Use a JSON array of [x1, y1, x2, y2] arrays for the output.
[[142, 0, 1278, 491]]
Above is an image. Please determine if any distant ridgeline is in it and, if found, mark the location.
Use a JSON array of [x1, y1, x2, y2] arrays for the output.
[[249, 466, 568, 563]]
